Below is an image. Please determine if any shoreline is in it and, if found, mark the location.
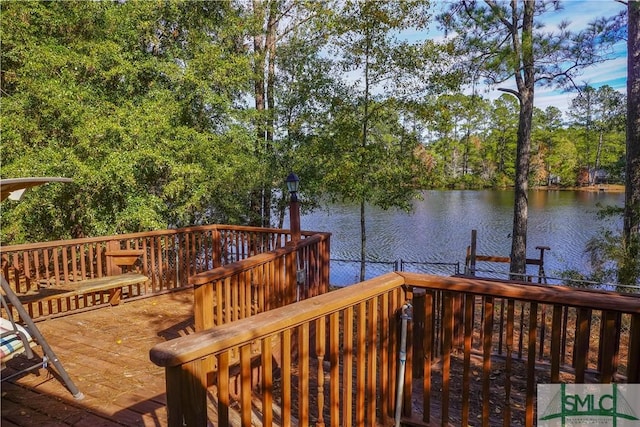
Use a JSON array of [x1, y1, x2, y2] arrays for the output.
[[536, 184, 625, 193]]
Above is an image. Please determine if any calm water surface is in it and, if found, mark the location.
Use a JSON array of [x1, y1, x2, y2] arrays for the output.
[[300, 190, 624, 281]]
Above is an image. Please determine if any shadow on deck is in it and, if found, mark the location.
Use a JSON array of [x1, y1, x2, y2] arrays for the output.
[[1, 290, 194, 427]]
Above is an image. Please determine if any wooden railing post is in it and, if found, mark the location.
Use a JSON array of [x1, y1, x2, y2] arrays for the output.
[[628, 313, 640, 383], [106, 240, 120, 276], [286, 246, 298, 304], [193, 282, 215, 385], [165, 360, 207, 427], [212, 228, 221, 269]]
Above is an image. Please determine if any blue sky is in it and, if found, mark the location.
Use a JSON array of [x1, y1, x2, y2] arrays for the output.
[[429, 0, 628, 114]]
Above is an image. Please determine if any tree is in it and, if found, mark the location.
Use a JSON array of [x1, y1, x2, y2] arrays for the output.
[[487, 94, 519, 186], [324, 0, 447, 280], [0, 1, 258, 243], [569, 85, 626, 185], [242, 0, 334, 228], [440, 0, 623, 277], [620, 0, 640, 286], [531, 106, 564, 186]]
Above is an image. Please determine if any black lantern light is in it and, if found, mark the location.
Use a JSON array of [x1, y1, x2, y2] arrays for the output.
[[285, 172, 300, 202]]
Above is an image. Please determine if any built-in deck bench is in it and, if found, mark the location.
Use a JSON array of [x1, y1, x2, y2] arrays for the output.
[[18, 249, 148, 307], [19, 273, 149, 306]]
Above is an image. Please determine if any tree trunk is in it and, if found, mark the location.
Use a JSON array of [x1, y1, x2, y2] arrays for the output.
[[621, 0, 640, 286], [263, 0, 277, 227], [508, 0, 535, 279], [509, 88, 533, 279], [250, 0, 266, 227], [360, 200, 366, 282]]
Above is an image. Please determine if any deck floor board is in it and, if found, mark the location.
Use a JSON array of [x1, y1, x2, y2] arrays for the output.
[[1, 290, 194, 426]]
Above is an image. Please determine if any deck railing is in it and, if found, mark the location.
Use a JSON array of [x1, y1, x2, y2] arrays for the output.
[[189, 233, 331, 332], [0, 225, 307, 320], [150, 272, 640, 427]]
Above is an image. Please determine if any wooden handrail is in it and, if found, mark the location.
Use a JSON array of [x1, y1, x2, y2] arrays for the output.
[[0, 224, 312, 252], [150, 272, 640, 427], [188, 233, 328, 286], [150, 272, 404, 367], [2, 225, 322, 320], [399, 272, 640, 314]]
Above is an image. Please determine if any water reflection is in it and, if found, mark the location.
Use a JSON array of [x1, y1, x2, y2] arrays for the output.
[[300, 189, 624, 279]]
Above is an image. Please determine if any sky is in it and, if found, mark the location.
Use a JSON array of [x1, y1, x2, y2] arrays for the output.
[[428, 0, 628, 115]]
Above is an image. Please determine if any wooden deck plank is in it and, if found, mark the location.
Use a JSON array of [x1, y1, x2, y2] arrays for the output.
[[1, 290, 194, 427]]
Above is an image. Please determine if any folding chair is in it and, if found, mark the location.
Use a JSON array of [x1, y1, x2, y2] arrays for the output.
[[1, 275, 84, 399]]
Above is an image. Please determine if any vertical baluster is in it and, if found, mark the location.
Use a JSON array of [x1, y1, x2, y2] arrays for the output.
[[503, 299, 515, 427], [240, 344, 252, 426], [62, 246, 70, 282], [574, 307, 590, 383], [239, 271, 246, 319], [356, 302, 366, 426], [329, 312, 340, 427], [282, 329, 292, 427], [33, 250, 41, 286], [156, 236, 164, 287], [599, 310, 617, 383], [525, 302, 538, 427], [299, 323, 310, 427], [442, 292, 453, 425], [262, 336, 274, 426], [380, 292, 390, 421], [461, 293, 474, 427], [316, 317, 326, 427], [218, 351, 230, 427], [550, 304, 562, 383], [422, 291, 433, 424], [343, 307, 354, 427], [366, 298, 377, 426], [482, 296, 494, 427], [224, 277, 232, 324]]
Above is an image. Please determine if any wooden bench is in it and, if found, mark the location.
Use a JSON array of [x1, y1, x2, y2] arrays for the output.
[[19, 273, 149, 306]]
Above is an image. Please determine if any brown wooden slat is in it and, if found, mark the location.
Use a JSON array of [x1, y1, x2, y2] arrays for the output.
[[366, 298, 377, 426], [240, 344, 251, 427], [315, 317, 326, 426], [461, 293, 473, 427], [380, 292, 390, 421], [442, 292, 453, 426], [574, 307, 590, 383], [218, 351, 230, 427], [526, 302, 538, 427], [282, 329, 292, 427], [356, 302, 366, 426], [600, 310, 618, 383], [298, 323, 310, 427], [422, 291, 433, 424], [343, 306, 354, 427], [482, 296, 494, 427], [503, 299, 515, 427], [329, 312, 340, 427], [550, 304, 562, 383]]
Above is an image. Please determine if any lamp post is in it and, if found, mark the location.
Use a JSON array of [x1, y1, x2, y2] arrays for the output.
[[286, 172, 301, 244]]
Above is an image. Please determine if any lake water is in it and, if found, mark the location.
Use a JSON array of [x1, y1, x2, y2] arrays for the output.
[[299, 189, 624, 285]]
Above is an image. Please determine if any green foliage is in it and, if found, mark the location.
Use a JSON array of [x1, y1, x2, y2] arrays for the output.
[[0, 1, 256, 244]]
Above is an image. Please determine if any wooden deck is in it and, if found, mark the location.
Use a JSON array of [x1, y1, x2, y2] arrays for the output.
[[1, 290, 194, 427]]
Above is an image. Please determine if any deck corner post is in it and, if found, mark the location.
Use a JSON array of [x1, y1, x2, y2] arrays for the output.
[[165, 360, 208, 427], [628, 313, 640, 383], [212, 228, 222, 269]]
